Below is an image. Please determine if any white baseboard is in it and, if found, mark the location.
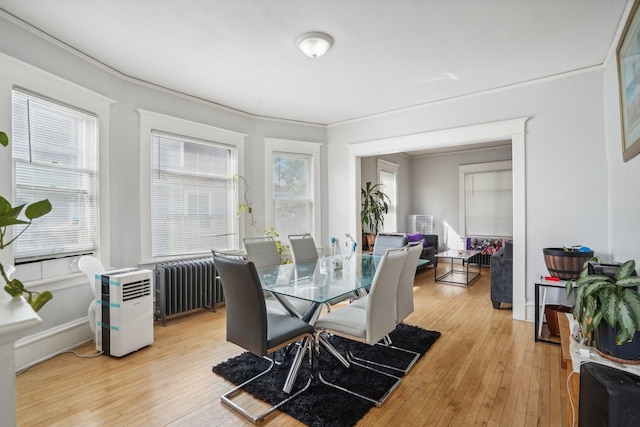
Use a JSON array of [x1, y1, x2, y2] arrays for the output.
[[524, 300, 536, 322], [15, 317, 94, 372]]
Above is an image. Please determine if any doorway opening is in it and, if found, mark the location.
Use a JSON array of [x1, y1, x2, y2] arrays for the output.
[[347, 118, 528, 321]]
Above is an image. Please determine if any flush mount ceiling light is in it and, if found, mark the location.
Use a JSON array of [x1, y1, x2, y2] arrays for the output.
[[296, 32, 333, 58]]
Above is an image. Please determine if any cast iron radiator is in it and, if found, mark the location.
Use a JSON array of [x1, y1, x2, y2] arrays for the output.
[[154, 257, 223, 326]]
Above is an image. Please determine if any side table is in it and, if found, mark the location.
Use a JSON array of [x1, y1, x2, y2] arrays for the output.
[[534, 279, 574, 344], [435, 249, 481, 286]]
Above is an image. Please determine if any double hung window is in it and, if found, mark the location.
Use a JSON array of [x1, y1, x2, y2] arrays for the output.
[[11, 89, 98, 261], [265, 138, 321, 245], [459, 161, 513, 238], [272, 152, 313, 240], [377, 160, 398, 233], [151, 131, 236, 258]]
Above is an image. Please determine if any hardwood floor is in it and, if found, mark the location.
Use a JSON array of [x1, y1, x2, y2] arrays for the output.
[[16, 263, 569, 426]]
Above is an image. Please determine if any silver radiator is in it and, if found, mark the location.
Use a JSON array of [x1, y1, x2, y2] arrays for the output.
[[154, 257, 223, 326]]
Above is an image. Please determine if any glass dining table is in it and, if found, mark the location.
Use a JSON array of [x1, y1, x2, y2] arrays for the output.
[[254, 253, 379, 393]]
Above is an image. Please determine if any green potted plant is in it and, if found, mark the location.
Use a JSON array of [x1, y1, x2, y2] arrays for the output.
[[234, 174, 289, 263], [0, 131, 53, 312], [566, 260, 640, 364], [360, 181, 390, 250]]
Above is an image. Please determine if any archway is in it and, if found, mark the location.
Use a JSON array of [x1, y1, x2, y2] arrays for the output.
[[347, 118, 528, 320]]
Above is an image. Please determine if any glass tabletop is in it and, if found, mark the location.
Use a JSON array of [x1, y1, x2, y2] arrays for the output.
[[435, 249, 481, 260], [255, 254, 378, 304]]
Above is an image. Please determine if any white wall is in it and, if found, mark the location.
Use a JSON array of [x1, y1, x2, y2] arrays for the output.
[[603, 42, 640, 264], [410, 146, 512, 251], [327, 69, 610, 320], [0, 15, 326, 368]]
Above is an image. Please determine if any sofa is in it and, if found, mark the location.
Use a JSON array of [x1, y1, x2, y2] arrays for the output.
[[372, 233, 438, 268], [407, 233, 438, 268], [490, 243, 513, 309]]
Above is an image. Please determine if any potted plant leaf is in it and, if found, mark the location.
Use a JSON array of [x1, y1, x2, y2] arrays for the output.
[[0, 131, 53, 312], [360, 181, 390, 250], [566, 260, 640, 364]]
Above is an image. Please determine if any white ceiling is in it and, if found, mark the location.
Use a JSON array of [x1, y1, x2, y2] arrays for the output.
[[0, 0, 630, 126]]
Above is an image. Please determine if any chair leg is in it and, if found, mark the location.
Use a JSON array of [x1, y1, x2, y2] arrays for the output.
[[316, 338, 402, 407], [221, 339, 313, 424], [492, 301, 500, 309], [348, 336, 420, 376]]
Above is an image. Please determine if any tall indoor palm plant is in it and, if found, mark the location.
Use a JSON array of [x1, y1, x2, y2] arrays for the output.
[[361, 181, 390, 236]]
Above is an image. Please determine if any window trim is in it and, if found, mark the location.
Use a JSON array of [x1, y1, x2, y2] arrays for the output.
[[0, 52, 112, 284], [458, 160, 513, 237], [264, 138, 322, 244], [138, 109, 246, 264]]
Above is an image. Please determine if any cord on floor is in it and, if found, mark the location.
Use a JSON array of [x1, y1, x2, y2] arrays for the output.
[[15, 350, 103, 375]]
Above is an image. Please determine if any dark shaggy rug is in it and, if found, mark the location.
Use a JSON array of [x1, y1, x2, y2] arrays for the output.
[[212, 324, 441, 426]]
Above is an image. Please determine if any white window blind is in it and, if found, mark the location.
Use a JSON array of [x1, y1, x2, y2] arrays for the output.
[[151, 131, 236, 257], [378, 160, 399, 233], [11, 89, 98, 261], [464, 170, 512, 237], [272, 152, 313, 242]]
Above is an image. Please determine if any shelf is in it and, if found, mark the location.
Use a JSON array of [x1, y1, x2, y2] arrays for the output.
[[537, 323, 561, 344], [534, 280, 574, 345]]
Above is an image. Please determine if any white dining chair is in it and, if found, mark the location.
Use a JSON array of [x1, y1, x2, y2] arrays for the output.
[[314, 246, 408, 406]]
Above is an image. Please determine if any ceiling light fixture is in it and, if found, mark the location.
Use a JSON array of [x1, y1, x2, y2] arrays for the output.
[[296, 32, 333, 58]]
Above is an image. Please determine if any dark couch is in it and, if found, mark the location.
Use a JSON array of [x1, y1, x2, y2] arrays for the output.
[[406, 233, 438, 268], [418, 234, 438, 267], [490, 243, 513, 309], [372, 233, 438, 268]]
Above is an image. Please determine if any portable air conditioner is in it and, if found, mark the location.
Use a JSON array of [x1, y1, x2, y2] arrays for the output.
[[95, 268, 154, 357]]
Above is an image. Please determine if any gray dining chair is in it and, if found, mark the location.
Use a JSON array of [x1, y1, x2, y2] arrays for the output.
[[288, 233, 318, 264], [314, 246, 408, 406], [242, 237, 281, 267], [212, 256, 315, 424], [243, 236, 313, 318]]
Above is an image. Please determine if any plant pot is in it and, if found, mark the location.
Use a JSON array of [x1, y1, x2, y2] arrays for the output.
[[595, 321, 640, 364], [365, 233, 376, 251], [544, 304, 572, 336], [543, 248, 594, 280]]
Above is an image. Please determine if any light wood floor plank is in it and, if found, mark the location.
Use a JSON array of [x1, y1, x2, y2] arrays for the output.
[[16, 263, 567, 426]]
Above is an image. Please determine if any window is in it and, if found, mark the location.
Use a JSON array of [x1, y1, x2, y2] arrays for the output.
[[151, 131, 236, 258], [272, 152, 313, 240], [459, 161, 512, 237], [377, 160, 398, 233], [139, 109, 245, 262], [11, 89, 98, 261], [264, 138, 321, 245]]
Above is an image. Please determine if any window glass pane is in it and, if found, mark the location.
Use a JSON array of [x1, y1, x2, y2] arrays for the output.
[[379, 169, 397, 233], [12, 89, 98, 260], [272, 152, 312, 240], [465, 170, 512, 237], [151, 132, 236, 257]]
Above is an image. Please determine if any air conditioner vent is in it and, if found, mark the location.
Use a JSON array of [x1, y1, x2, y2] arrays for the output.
[[123, 279, 151, 301]]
